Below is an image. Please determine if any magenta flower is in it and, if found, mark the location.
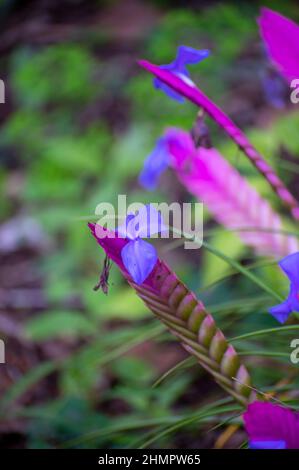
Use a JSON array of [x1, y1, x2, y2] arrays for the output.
[[269, 252, 299, 323], [116, 204, 167, 285], [139, 137, 170, 190], [259, 8, 299, 84], [154, 45, 210, 102], [244, 401, 299, 449]]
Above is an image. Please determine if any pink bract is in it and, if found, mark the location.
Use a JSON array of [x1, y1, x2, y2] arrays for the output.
[[259, 7, 299, 83]]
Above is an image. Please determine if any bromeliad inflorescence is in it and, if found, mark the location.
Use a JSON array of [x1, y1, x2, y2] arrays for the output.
[[138, 10, 299, 324], [140, 127, 299, 263], [89, 217, 255, 406], [89, 6, 299, 449]]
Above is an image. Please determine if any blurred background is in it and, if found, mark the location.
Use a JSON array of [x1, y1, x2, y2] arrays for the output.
[[0, 0, 299, 449]]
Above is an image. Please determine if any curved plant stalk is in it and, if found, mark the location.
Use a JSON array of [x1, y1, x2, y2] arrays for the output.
[[138, 60, 299, 222], [166, 130, 299, 258], [89, 224, 256, 406]]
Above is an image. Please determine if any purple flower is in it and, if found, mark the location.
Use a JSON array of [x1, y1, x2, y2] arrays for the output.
[[154, 45, 210, 102], [243, 401, 299, 449], [249, 440, 286, 449], [139, 137, 170, 190], [269, 252, 299, 323], [139, 127, 194, 191], [261, 67, 287, 109], [117, 205, 167, 285]]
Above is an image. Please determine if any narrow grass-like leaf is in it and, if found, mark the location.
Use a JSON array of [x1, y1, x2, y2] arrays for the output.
[[138, 403, 241, 449], [152, 357, 196, 388], [171, 226, 283, 302], [0, 361, 57, 411], [62, 398, 235, 448], [0, 323, 163, 413], [230, 325, 299, 342]]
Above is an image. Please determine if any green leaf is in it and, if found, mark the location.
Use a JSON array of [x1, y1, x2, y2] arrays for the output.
[[25, 311, 95, 341], [0, 361, 57, 411], [201, 229, 245, 285], [83, 285, 149, 320]]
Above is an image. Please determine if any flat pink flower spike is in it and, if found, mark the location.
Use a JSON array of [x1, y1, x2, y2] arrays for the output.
[[138, 60, 299, 222], [88, 223, 255, 405], [166, 128, 298, 259], [259, 7, 299, 84]]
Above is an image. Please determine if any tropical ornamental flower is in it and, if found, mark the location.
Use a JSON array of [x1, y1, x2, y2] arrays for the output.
[[153, 45, 210, 102], [89, 220, 254, 405], [269, 252, 299, 323], [244, 401, 299, 449], [139, 127, 298, 259], [116, 204, 167, 285]]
